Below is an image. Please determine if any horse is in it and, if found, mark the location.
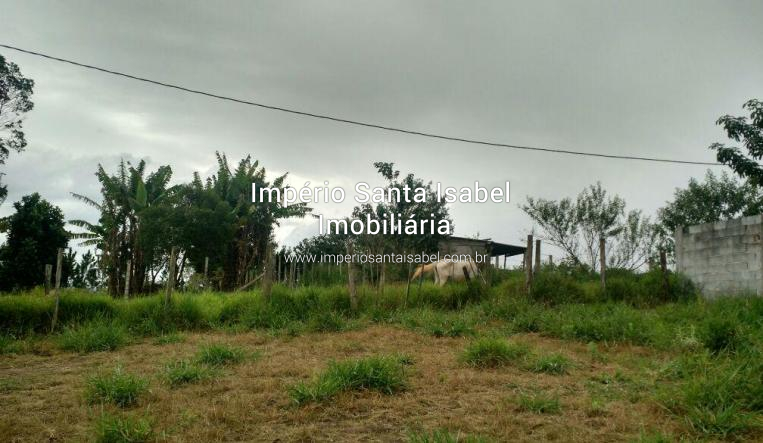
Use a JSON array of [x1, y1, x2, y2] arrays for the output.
[[410, 258, 483, 286]]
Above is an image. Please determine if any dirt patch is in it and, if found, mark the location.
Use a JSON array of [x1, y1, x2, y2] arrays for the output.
[[0, 326, 680, 442]]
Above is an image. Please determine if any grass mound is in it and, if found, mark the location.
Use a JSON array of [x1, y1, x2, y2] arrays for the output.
[[162, 359, 217, 387], [408, 428, 492, 443], [289, 355, 408, 404], [530, 353, 572, 375], [58, 320, 128, 353], [94, 412, 153, 443], [460, 337, 529, 368], [516, 392, 561, 414], [195, 343, 248, 367], [85, 366, 148, 407]]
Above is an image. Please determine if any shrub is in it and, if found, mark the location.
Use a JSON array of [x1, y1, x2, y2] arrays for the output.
[[94, 412, 153, 443], [531, 353, 572, 375], [85, 366, 148, 407], [289, 355, 408, 404], [460, 338, 529, 368], [699, 317, 747, 355], [408, 428, 492, 443], [529, 270, 585, 304], [163, 360, 217, 387], [195, 343, 247, 367], [516, 392, 561, 414], [58, 320, 128, 353]]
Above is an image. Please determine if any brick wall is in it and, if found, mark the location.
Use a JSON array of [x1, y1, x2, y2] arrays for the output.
[[675, 215, 763, 297]]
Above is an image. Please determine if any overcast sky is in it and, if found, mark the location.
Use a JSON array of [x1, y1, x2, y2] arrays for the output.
[[1, 1, 762, 263]]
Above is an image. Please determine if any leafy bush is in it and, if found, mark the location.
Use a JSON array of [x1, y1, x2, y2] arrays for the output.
[[699, 317, 747, 355], [529, 270, 585, 304], [85, 366, 148, 407], [195, 343, 247, 367], [289, 355, 408, 404], [162, 360, 217, 387], [58, 320, 128, 353], [460, 338, 529, 368], [94, 412, 153, 443]]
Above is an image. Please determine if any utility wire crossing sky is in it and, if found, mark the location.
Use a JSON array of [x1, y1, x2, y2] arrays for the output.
[[0, 43, 722, 167]]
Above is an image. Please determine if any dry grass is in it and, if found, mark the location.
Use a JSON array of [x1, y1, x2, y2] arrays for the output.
[[0, 326, 682, 442]]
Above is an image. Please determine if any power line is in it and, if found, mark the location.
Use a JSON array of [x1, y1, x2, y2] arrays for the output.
[[1, 43, 721, 166]]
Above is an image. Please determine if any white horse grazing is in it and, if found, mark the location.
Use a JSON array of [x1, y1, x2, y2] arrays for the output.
[[411, 259, 483, 286]]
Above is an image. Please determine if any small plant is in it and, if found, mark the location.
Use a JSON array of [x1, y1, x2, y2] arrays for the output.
[[408, 428, 492, 443], [460, 337, 529, 368], [516, 392, 561, 414], [94, 412, 153, 443], [289, 355, 408, 405], [195, 343, 247, 367], [163, 360, 217, 387], [58, 320, 128, 353], [531, 353, 572, 375], [85, 366, 148, 407], [153, 333, 185, 345], [586, 398, 607, 417]]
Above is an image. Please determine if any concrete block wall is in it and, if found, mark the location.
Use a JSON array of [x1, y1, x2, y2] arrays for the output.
[[675, 214, 763, 297]]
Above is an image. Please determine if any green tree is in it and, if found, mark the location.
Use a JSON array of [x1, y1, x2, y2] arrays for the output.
[[656, 170, 763, 254], [0, 193, 68, 291], [0, 54, 35, 203], [710, 99, 763, 185], [522, 182, 655, 271]]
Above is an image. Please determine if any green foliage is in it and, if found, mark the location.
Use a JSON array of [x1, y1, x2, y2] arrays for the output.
[[58, 319, 128, 353], [0, 54, 34, 174], [523, 182, 655, 271], [195, 343, 247, 367], [408, 429, 492, 443], [699, 317, 748, 355], [516, 392, 561, 414], [0, 193, 69, 291], [94, 412, 153, 443], [460, 338, 530, 368], [710, 99, 763, 187], [162, 359, 217, 387], [85, 366, 148, 407], [531, 353, 572, 375], [530, 269, 586, 304], [289, 355, 408, 404]]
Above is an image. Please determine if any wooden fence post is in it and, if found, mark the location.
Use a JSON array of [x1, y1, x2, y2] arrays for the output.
[[203, 256, 209, 289], [124, 259, 131, 299], [405, 259, 413, 307], [599, 238, 606, 291], [548, 255, 553, 266], [44, 264, 53, 295], [525, 234, 534, 292], [262, 243, 274, 301], [534, 239, 541, 274], [165, 247, 176, 306], [50, 248, 63, 332], [347, 242, 358, 312]]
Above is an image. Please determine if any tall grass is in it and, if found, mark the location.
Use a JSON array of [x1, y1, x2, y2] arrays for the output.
[[460, 338, 530, 368], [85, 366, 148, 407], [289, 355, 408, 404]]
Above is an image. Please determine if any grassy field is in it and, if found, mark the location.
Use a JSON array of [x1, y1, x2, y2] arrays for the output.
[[1, 275, 762, 442]]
